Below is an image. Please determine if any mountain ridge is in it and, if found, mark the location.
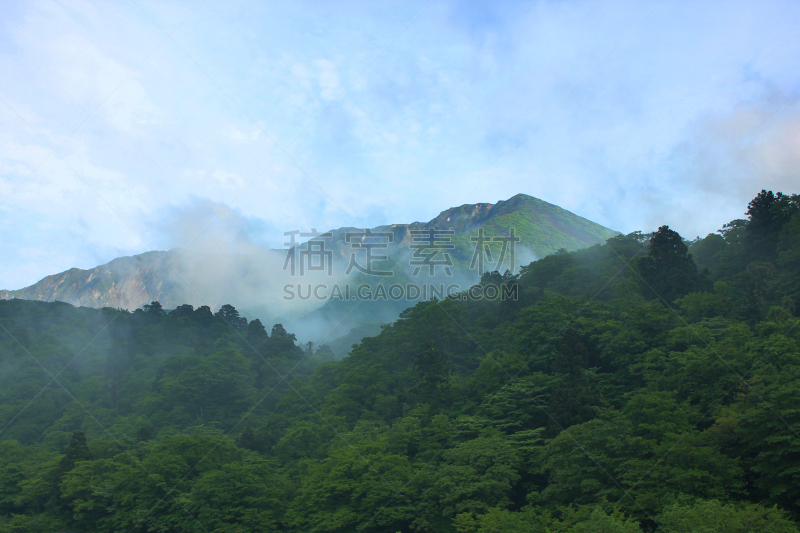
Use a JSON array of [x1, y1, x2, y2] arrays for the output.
[[1, 194, 617, 312]]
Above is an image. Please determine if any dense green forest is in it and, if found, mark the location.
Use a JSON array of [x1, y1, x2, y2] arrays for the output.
[[1, 189, 799, 532]]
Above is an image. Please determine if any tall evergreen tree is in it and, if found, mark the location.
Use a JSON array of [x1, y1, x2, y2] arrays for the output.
[[142, 300, 165, 318], [215, 304, 248, 330], [246, 318, 269, 344], [638, 225, 702, 303]]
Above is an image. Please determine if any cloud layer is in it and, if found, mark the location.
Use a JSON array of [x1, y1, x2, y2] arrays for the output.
[[1, 0, 799, 289]]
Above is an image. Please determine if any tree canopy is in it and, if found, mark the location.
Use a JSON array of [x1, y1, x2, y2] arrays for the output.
[[1, 190, 799, 532]]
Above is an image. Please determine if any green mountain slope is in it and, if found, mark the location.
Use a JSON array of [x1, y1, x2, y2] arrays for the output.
[[425, 193, 618, 257], [296, 193, 618, 340]]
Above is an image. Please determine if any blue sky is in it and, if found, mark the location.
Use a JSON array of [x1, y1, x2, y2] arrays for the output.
[[1, 0, 799, 289]]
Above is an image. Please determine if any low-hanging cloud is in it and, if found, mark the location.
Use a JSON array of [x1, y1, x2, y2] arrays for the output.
[[150, 198, 342, 327]]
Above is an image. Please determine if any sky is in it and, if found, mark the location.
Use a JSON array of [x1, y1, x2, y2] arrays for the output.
[[1, 0, 799, 290]]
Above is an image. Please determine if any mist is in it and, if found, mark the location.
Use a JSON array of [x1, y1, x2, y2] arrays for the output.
[[152, 198, 355, 335], [149, 197, 546, 346]]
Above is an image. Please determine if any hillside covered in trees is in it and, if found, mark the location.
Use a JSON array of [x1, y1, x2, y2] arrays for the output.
[[1, 190, 799, 532]]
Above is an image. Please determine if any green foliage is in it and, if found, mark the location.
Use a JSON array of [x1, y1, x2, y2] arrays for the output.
[[655, 499, 799, 533], [638, 225, 703, 303], [431, 430, 522, 518], [2, 190, 800, 531], [414, 340, 452, 406], [569, 507, 643, 533], [287, 435, 423, 533]]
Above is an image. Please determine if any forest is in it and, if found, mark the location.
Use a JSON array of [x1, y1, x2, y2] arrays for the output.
[[1, 189, 799, 532]]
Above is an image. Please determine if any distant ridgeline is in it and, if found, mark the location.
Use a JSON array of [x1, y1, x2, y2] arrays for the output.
[[1, 190, 799, 532], [0, 193, 618, 312]]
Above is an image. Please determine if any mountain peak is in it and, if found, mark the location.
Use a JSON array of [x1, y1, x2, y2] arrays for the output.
[[421, 194, 613, 245]]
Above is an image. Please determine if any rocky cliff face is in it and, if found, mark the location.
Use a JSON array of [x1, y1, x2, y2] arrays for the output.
[[0, 251, 191, 310]]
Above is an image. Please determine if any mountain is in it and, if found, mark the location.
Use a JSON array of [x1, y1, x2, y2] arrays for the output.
[[0, 251, 189, 310], [293, 194, 618, 340], [316, 194, 617, 264], [1, 194, 617, 324]]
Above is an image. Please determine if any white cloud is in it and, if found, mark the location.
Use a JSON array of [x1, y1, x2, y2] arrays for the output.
[[312, 58, 340, 100], [222, 127, 260, 143]]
